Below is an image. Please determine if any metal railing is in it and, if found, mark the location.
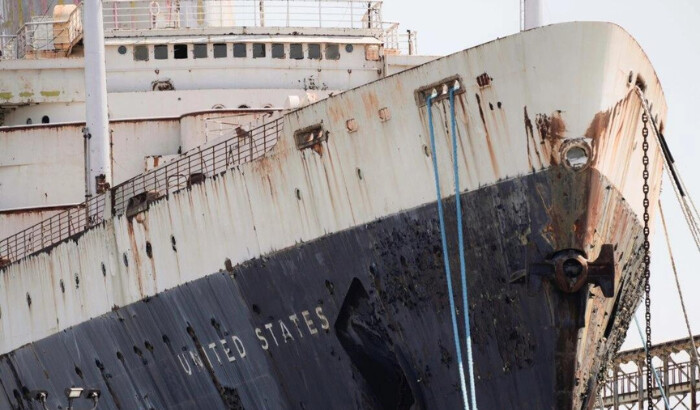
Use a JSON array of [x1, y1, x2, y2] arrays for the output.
[[0, 196, 105, 266], [0, 117, 283, 268], [0, 4, 83, 60], [597, 335, 700, 409], [102, 0, 384, 32], [383, 22, 417, 55]]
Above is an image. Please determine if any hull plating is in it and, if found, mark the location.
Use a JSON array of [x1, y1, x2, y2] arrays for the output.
[[0, 168, 643, 409]]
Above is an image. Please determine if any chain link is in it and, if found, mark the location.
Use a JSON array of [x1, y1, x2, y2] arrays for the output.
[[641, 111, 653, 409]]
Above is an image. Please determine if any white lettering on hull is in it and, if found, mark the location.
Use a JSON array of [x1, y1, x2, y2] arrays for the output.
[[178, 305, 329, 376]]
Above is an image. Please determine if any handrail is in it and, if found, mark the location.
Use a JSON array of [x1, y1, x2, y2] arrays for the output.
[[0, 117, 284, 269], [0, 3, 83, 60], [101, 0, 384, 31]]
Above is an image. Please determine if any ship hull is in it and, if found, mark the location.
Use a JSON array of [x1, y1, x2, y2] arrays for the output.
[[0, 167, 644, 409]]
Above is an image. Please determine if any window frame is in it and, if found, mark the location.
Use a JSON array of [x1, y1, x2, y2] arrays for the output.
[[154, 44, 168, 60], [174, 44, 188, 59], [252, 43, 266, 58], [233, 43, 247, 58], [133, 45, 149, 61]]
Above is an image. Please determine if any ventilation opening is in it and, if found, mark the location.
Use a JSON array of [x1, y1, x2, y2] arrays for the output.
[[294, 124, 327, 150], [335, 278, 416, 409]]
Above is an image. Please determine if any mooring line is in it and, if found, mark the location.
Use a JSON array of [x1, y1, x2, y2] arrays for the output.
[[449, 85, 478, 410], [427, 92, 470, 410]]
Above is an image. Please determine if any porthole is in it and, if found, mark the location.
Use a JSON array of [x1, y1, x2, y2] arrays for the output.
[[345, 44, 354, 53], [118, 45, 127, 55]]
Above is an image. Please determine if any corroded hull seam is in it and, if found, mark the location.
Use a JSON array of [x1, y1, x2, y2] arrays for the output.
[[0, 168, 644, 409]]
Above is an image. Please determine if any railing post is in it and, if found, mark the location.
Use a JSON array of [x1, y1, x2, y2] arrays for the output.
[[612, 369, 619, 410], [638, 362, 644, 409], [692, 357, 698, 409]]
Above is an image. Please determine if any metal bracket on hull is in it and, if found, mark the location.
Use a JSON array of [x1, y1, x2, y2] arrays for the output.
[[526, 244, 616, 297]]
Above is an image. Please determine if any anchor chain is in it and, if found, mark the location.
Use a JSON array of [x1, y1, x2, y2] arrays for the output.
[[641, 111, 653, 408]]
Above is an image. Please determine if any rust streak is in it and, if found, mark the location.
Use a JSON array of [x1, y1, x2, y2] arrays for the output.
[[475, 93, 500, 176]]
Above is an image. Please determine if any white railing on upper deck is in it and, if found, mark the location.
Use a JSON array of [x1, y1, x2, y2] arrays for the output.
[[0, 4, 83, 60], [383, 22, 417, 55], [102, 0, 384, 32]]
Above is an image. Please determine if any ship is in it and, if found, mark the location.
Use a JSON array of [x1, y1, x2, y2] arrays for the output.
[[0, 0, 667, 409]]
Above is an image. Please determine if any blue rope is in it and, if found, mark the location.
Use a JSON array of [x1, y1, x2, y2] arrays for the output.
[[633, 315, 671, 409], [427, 94, 470, 410], [449, 88, 478, 410]]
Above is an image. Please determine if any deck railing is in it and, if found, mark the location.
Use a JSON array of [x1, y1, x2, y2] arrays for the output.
[[0, 117, 283, 268], [102, 0, 384, 31], [0, 5, 83, 60]]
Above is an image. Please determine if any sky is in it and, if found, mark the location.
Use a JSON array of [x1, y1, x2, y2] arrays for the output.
[[383, 0, 700, 351]]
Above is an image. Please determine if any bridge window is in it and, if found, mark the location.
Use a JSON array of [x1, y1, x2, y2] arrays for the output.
[[213, 43, 227, 58], [290, 44, 303, 60], [308, 44, 321, 60], [271, 43, 285, 59], [233, 43, 246, 58], [134, 45, 149, 61], [154, 45, 168, 60], [193, 44, 207, 59], [174, 44, 188, 59], [41, 115, 50, 124], [253, 43, 266, 58], [325, 44, 340, 60]]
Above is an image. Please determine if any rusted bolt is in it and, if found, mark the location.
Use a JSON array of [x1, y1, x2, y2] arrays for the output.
[[357, 168, 363, 180], [146, 242, 153, 259], [101, 262, 106, 276], [26, 293, 31, 308], [378, 107, 391, 122], [171, 235, 177, 252], [123, 252, 129, 267], [346, 118, 358, 133], [423, 145, 430, 157], [295, 188, 302, 200], [60, 279, 65, 293]]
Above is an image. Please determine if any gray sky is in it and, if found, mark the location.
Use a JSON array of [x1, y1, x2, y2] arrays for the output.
[[385, 0, 700, 350]]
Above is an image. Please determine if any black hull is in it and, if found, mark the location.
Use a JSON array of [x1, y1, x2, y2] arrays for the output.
[[0, 168, 642, 409]]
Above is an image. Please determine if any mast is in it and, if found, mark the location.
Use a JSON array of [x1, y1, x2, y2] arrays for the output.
[[83, 0, 112, 196], [522, 0, 544, 31]]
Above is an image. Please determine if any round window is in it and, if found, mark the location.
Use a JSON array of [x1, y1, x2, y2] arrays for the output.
[[118, 46, 127, 55], [345, 44, 354, 53]]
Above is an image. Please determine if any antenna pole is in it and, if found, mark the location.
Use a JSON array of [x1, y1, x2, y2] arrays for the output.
[[83, 0, 112, 196], [522, 0, 544, 30]]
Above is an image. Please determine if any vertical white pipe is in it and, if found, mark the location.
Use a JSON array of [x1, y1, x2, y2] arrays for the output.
[[523, 0, 544, 30], [83, 0, 111, 196]]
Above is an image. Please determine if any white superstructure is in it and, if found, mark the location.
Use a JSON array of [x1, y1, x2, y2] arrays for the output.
[[0, 0, 434, 240]]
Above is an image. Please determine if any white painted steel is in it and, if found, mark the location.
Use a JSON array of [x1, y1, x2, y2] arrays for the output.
[[83, 0, 112, 195], [523, 0, 544, 30], [0, 23, 667, 362]]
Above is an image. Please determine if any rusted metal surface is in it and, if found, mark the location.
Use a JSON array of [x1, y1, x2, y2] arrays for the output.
[[0, 118, 282, 266], [0, 22, 668, 409]]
